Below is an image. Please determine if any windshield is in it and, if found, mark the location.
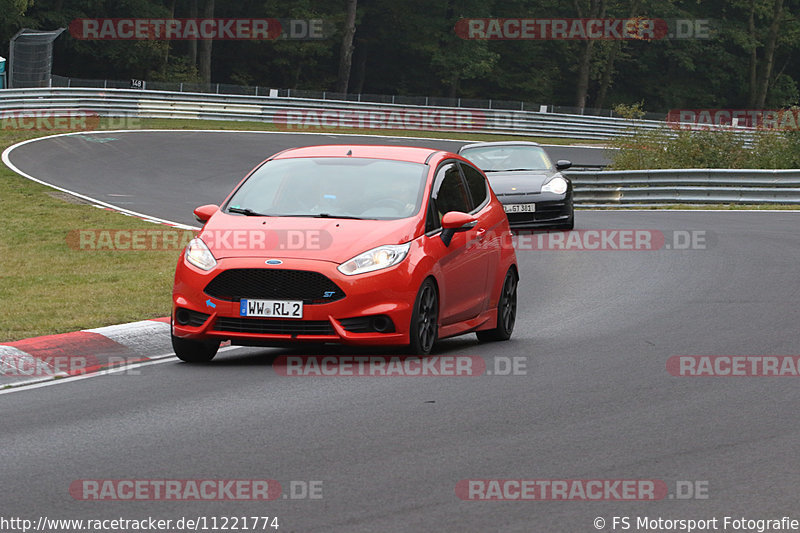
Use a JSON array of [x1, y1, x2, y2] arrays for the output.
[[224, 157, 428, 220], [460, 145, 553, 172]]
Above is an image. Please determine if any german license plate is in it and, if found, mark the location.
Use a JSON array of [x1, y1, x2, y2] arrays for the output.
[[240, 299, 303, 318], [503, 203, 536, 213]]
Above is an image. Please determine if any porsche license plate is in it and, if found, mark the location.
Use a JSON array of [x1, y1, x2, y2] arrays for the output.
[[503, 203, 536, 213]]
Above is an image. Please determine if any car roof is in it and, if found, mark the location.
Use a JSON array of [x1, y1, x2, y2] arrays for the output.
[[459, 140, 542, 151], [271, 144, 441, 164]]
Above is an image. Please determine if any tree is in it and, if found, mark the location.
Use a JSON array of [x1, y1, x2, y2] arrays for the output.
[[0, 0, 35, 46], [335, 0, 357, 93], [753, 0, 784, 108], [198, 0, 214, 84], [573, 0, 606, 109]]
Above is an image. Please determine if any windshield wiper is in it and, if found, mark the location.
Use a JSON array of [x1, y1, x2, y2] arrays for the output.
[[485, 168, 539, 172], [227, 207, 271, 216], [312, 213, 364, 220]]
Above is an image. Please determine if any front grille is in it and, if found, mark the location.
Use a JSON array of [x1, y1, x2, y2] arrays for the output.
[[213, 317, 336, 336], [204, 269, 345, 303], [507, 201, 568, 223]]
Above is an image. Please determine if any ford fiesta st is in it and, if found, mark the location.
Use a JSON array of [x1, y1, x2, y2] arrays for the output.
[[458, 141, 574, 230], [171, 145, 518, 362]]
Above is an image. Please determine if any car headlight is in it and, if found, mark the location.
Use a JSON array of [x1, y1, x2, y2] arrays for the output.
[[338, 243, 410, 276], [185, 238, 217, 270], [541, 176, 568, 195]]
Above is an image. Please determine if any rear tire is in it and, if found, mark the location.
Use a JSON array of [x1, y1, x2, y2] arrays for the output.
[[477, 269, 517, 342], [408, 279, 438, 355], [172, 334, 220, 363]]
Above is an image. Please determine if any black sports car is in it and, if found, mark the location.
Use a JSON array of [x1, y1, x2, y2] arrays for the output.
[[458, 141, 574, 230]]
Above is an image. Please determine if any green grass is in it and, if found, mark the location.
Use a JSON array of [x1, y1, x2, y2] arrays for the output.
[[0, 141, 185, 341], [0, 118, 589, 342]]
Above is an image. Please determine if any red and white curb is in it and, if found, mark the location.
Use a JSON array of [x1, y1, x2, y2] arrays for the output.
[[0, 317, 173, 388]]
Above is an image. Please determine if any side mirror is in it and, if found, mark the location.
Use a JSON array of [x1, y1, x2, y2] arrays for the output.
[[440, 211, 477, 246], [556, 160, 572, 171], [193, 204, 219, 224]]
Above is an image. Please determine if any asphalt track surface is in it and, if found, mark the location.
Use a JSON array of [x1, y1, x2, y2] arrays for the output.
[[3, 131, 800, 532], [5, 131, 609, 226]]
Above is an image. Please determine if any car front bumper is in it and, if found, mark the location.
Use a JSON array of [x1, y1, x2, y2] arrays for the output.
[[172, 256, 419, 347], [500, 191, 574, 229]]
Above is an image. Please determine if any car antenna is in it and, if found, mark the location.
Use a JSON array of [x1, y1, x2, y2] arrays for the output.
[[346, 149, 352, 156]]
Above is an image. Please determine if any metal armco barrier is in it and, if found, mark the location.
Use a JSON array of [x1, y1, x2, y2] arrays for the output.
[[0, 87, 663, 140], [566, 169, 800, 206]]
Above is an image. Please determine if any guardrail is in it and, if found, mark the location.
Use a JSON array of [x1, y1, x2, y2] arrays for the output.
[[0, 87, 665, 140], [566, 169, 800, 206]]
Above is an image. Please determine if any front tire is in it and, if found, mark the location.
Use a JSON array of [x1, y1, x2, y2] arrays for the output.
[[408, 278, 438, 355], [477, 269, 517, 342], [172, 334, 220, 363]]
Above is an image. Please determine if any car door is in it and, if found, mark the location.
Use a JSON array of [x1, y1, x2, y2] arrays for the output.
[[459, 161, 502, 309], [426, 161, 488, 325]]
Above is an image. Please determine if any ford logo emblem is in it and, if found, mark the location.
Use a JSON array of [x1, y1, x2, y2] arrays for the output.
[[265, 259, 283, 265]]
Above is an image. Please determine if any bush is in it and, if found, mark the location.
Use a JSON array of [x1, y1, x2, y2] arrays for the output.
[[609, 125, 800, 170]]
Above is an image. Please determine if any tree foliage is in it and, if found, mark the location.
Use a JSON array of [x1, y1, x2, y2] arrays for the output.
[[1, 0, 799, 112]]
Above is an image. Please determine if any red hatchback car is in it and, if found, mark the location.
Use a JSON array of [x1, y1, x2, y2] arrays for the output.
[[171, 145, 518, 362]]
